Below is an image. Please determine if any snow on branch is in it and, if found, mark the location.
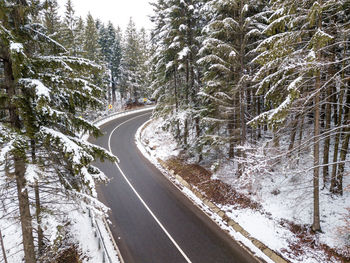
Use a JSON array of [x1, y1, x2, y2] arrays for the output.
[[19, 78, 50, 99], [198, 54, 229, 66], [25, 25, 67, 53], [10, 41, 24, 53], [223, 17, 239, 31], [209, 63, 231, 74], [178, 47, 191, 60], [40, 127, 94, 165]]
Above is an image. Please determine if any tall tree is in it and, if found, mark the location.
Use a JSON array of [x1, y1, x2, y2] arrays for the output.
[[75, 16, 85, 56], [99, 21, 122, 103], [250, 0, 336, 232], [150, 0, 202, 151], [0, 1, 115, 261], [83, 13, 101, 62], [61, 0, 78, 55], [43, 0, 61, 41], [198, 0, 266, 162], [120, 18, 142, 100]]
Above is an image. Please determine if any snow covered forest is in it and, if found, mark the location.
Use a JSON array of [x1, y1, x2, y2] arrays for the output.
[[148, 0, 350, 261], [0, 0, 149, 262], [1, 0, 350, 262]]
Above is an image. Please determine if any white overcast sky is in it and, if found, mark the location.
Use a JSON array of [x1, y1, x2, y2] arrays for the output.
[[57, 0, 154, 31]]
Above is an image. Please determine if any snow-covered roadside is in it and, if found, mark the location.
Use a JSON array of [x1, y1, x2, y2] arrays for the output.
[[136, 117, 350, 263], [135, 118, 275, 263], [0, 186, 120, 263]]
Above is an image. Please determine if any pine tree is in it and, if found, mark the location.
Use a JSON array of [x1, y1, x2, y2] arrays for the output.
[[196, 0, 266, 163], [61, 0, 78, 55], [43, 0, 61, 41], [75, 16, 85, 56], [150, 0, 202, 151], [137, 28, 151, 97], [83, 13, 101, 62], [0, 1, 116, 261], [120, 18, 142, 101], [149, 0, 183, 139], [249, 0, 341, 232], [99, 21, 122, 103]]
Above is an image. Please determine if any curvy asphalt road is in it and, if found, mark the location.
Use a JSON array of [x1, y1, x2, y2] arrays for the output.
[[90, 109, 260, 263]]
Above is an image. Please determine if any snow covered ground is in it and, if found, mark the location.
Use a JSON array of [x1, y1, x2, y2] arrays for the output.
[[0, 187, 120, 263], [137, 117, 350, 263]]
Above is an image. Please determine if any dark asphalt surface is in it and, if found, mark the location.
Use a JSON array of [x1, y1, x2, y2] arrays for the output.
[[90, 109, 260, 263]]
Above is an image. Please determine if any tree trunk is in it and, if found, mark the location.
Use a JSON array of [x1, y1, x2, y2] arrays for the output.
[[312, 10, 322, 231], [237, 0, 246, 176], [312, 9, 322, 231], [322, 86, 332, 188], [228, 116, 235, 158], [330, 87, 346, 192], [15, 158, 36, 263], [195, 65, 203, 162], [173, 67, 180, 139], [332, 85, 338, 126], [257, 95, 261, 139], [312, 71, 321, 232], [3, 45, 36, 263], [288, 116, 299, 153], [111, 77, 116, 104], [195, 116, 202, 162], [330, 90, 344, 192], [35, 181, 44, 257], [331, 37, 348, 194], [184, 59, 189, 148], [333, 89, 350, 195], [31, 139, 44, 257], [296, 113, 305, 165], [336, 131, 349, 196]]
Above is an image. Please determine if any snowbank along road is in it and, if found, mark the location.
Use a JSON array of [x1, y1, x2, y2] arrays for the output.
[[90, 109, 261, 263]]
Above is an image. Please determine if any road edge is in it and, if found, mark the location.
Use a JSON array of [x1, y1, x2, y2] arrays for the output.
[[88, 106, 155, 263], [135, 118, 289, 263]]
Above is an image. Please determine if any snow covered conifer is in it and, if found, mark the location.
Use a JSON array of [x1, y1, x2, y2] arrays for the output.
[[120, 18, 142, 100], [75, 16, 85, 56], [249, 0, 343, 232], [83, 13, 101, 62], [0, 0, 116, 260], [198, 0, 266, 162], [150, 0, 202, 151], [43, 0, 61, 41], [61, 0, 78, 55], [98, 21, 122, 103]]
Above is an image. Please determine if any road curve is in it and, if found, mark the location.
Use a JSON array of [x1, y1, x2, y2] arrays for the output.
[[90, 109, 260, 263]]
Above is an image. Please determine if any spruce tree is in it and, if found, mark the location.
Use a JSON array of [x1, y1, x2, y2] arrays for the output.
[[198, 0, 267, 165], [83, 13, 101, 62], [43, 0, 61, 41], [75, 16, 85, 57], [61, 0, 78, 55], [249, 0, 340, 232], [99, 21, 122, 103], [120, 18, 142, 101], [0, 1, 116, 261], [150, 0, 202, 151]]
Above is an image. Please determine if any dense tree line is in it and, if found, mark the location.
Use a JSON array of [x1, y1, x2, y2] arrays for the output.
[[0, 0, 149, 261], [40, 0, 150, 103], [150, 0, 350, 232]]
